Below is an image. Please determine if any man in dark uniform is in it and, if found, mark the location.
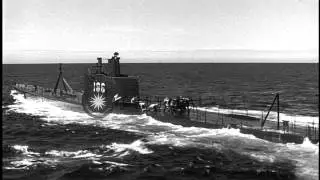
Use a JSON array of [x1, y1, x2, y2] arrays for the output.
[[113, 52, 120, 76]]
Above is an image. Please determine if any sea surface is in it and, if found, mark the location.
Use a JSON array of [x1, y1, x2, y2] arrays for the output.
[[2, 63, 319, 180]]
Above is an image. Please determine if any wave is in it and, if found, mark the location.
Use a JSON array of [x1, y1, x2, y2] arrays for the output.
[[103, 140, 153, 156], [4, 145, 61, 170], [45, 150, 102, 159], [12, 145, 40, 156], [285, 137, 319, 154], [4, 144, 132, 171]]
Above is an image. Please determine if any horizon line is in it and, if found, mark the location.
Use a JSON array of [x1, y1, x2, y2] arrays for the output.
[[3, 48, 318, 53], [3, 61, 319, 65]]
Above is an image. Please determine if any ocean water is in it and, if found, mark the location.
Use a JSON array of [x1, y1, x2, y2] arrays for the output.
[[2, 63, 319, 179]]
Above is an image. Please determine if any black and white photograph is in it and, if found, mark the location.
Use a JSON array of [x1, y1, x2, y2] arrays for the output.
[[3, 0, 319, 179]]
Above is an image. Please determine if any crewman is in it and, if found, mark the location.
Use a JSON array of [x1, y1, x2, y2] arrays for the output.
[[113, 52, 120, 76]]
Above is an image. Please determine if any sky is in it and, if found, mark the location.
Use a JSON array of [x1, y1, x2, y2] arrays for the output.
[[3, 0, 319, 63]]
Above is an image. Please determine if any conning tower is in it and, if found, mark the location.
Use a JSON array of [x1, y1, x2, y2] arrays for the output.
[[82, 52, 140, 117], [90, 52, 128, 77]]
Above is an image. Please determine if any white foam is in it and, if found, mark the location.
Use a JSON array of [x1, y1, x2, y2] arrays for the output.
[[5, 147, 104, 170], [12, 145, 40, 156], [10, 158, 34, 167], [103, 160, 130, 166], [246, 153, 276, 163], [104, 140, 153, 155], [12, 145, 29, 153], [300, 137, 319, 152], [8, 90, 91, 123], [45, 150, 102, 159], [195, 106, 319, 127], [285, 137, 319, 154], [4, 166, 30, 170], [7, 157, 59, 170], [280, 138, 319, 180]]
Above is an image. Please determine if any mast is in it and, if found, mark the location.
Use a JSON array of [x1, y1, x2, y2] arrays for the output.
[[261, 93, 280, 129], [53, 63, 69, 94]]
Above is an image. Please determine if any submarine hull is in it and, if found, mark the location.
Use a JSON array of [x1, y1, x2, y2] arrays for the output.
[[13, 86, 310, 144]]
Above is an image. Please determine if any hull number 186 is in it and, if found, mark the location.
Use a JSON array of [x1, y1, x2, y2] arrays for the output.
[[93, 82, 105, 93]]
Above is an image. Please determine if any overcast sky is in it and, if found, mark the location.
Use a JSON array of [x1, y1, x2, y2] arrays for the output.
[[3, 0, 319, 63]]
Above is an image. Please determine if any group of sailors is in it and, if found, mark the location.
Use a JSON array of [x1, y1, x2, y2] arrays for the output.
[[129, 96, 192, 114]]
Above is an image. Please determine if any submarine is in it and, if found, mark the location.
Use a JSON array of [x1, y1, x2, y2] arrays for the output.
[[12, 52, 318, 144]]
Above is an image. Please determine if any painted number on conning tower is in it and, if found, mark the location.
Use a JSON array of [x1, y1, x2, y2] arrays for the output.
[[93, 82, 105, 93]]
